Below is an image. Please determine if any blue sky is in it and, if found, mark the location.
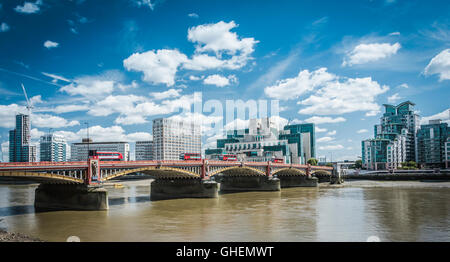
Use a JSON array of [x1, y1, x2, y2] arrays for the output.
[[0, 0, 449, 161]]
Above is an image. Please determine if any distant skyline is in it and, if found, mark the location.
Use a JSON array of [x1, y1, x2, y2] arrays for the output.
[[1, 0, 449, 162]]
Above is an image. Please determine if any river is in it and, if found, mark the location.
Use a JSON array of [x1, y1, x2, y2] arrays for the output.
[[0, 179, 449, 242]]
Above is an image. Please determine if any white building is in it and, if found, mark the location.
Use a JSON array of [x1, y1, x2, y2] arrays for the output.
[[40, 133, 68, 162], [135, 141, 154, 161], [152, 118, 201, 160], [70, 139, 130, 161]]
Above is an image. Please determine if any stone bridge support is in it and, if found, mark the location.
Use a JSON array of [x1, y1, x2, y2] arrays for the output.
[[34, 183, 108, 211], [150, 178, 218, 201], [218, 175, 280, 192]]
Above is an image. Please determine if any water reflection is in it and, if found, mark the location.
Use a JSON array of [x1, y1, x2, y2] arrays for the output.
[[0, 182, 449, 242]]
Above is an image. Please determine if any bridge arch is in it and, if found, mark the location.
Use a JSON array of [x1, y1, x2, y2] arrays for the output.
[[208, 166, 266, 177], [102, 166, 201, 181], [311, 170, 332, 176], [272, 168, 306, 176], [0, 171, 84, 184]]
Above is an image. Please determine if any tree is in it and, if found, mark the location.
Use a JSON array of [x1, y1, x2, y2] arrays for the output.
[[307, 158, 318, 166], [355, 160, 362, 169]]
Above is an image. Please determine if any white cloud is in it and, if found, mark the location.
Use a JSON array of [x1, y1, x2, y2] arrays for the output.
[[133, 0, 154, 10], [424, 49, 450, 81], [420, 108, 450, 125], [123, 49, 188, 86], [60, 70, 124, 97], [397, 83, 409, 88], [389, 32, 400, 36], [0, 104, 27, 128], [342, 42, 401, 66], [315, 126, 327, 133], [1, 141, 9, 162], [317, 136, 334, 143], [203, 74, 236, 87], [295, 69, 389, 116], [44, 40, 59, 49], [357, 129, 368, 134], [189, 75, 202, 81], [150, 89, 182, 100], [264, 68, 334, 100], [0, 22, 10, 32], [303, 116, 346, 124], [327, 130, 336, 136], [32, 114, 80, 128], [188, 13, 199, 18], [14, 0, 42, 14], [55, 125, 153, 143], [52, 104, 89, 114], [318, 144, 344, 150], [31, 128, 44, 139], [387, 93, 402, 103]]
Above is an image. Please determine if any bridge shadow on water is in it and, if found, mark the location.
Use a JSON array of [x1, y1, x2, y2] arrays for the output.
[[0, 205, 36, 217]]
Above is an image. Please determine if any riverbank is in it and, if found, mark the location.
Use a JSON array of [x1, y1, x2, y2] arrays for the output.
[[0, 229, 43, 242], [320, 179, 450, 188]]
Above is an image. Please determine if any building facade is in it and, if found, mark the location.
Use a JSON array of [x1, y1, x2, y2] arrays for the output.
[[39, 133, 69, 162], [205, 117, 315, 164], [135, 141, 154, 161], [152, 118, 201, 160], [361, 101, 417, 170], [445, 138, 450, 169], [70, 139, 130, 161], [9, 114, 36, 162], [417, 120, 449, 168]]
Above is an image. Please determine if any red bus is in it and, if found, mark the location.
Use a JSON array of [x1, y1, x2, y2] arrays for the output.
[[272, 158, 284, 163], [180, 153, 202, 160], [219, 154, 237, 161], [89, 150, 123, 161]]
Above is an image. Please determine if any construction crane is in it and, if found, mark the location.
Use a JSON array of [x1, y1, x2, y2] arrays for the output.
[[21, 83, 33, 115]]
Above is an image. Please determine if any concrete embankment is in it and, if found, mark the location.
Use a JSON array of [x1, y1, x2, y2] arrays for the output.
[[218, 176, 281, 192], [150, 179, 218, 200], [343, 171, 450, 181], [278, 176, 318, 188]]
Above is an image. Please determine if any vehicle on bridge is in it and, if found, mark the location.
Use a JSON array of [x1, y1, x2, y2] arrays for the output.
[[180, 153, 202, 161], [89, 150, 123, 161], [272, 158, 284, 163], [219, 154, 238, 161]]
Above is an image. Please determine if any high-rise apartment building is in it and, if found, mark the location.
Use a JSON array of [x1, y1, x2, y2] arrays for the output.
[[39, 133, 68, 162], [152, 118, 201, 160], [9, 114, 36, 162], [417, 120, 449, 168], [70, 139, 130, 161], [135, 141, 154, 160]]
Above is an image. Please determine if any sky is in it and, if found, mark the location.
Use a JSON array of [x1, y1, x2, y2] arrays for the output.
[[0, 0, 449, 162]]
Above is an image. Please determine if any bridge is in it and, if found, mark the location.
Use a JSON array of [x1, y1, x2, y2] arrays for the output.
[[0, 159, 334, 211]]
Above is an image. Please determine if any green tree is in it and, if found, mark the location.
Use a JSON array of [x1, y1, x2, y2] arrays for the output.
[[307, 158, 318, 166], [355, 160, 362, 169]]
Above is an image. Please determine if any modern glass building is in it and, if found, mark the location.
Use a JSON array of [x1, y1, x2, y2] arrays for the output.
[[71, 139, 130, 161], [9, 114, 36, 162], [39, 133, 68, 162], [417, 120, 449, 168], [205, 117, 315, 164]]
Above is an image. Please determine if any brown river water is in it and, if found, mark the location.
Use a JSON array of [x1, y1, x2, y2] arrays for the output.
[[0, 179, 449, 242]]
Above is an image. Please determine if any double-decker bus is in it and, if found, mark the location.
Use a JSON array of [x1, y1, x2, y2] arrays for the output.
[[272, 158, 284, 163], [219, 154, 237, 161], [180, 153, 202, 160], [89, 150, 123, 161]]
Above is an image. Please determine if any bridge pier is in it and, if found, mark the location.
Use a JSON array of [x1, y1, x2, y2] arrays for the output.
[[218, 175, 281, 192], [150, 178, 218, 201], [34, 184, 109, 211], [278, 176, 318, 188]]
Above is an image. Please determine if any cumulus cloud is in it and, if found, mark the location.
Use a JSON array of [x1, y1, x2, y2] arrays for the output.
[[387, 93, 402, 103], [188, 13, 199, 18], [318, 144, 344, 150], [123, 49, 188, 86], [420, 108, 450, 125], [357, 129, 368, 134], [55, 125, 153, 143], [44, 40, 59, 49], [14, 0, 42, 14], [342, 42, 401, 66], [303, 116, 346, 124], [315, 126, 327, 133], [203, 74, 237, 87], [32, 114, 80, 128], [327, 130, 336, 136], [317, 136, 334, 143], [59, 70, 125, 97], [150, 88, 182, 100], [424, 49, 450, 81]]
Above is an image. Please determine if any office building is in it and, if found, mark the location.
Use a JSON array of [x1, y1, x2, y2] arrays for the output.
[[205, 117, 315, 164], [9, 114, 36, 162], [135, 141, 154, 161], [40, 133, 69, 162], [70, 139, 130, 161], [417, 120, 449, 168], [152, 118, 201, 160], [445, 138, 450, 169]]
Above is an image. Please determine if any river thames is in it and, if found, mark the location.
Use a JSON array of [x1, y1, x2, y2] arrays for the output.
[[0, 179, 449, 242]]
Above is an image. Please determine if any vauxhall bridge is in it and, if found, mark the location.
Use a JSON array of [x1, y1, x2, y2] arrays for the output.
[[0, 159, 335, 211]]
